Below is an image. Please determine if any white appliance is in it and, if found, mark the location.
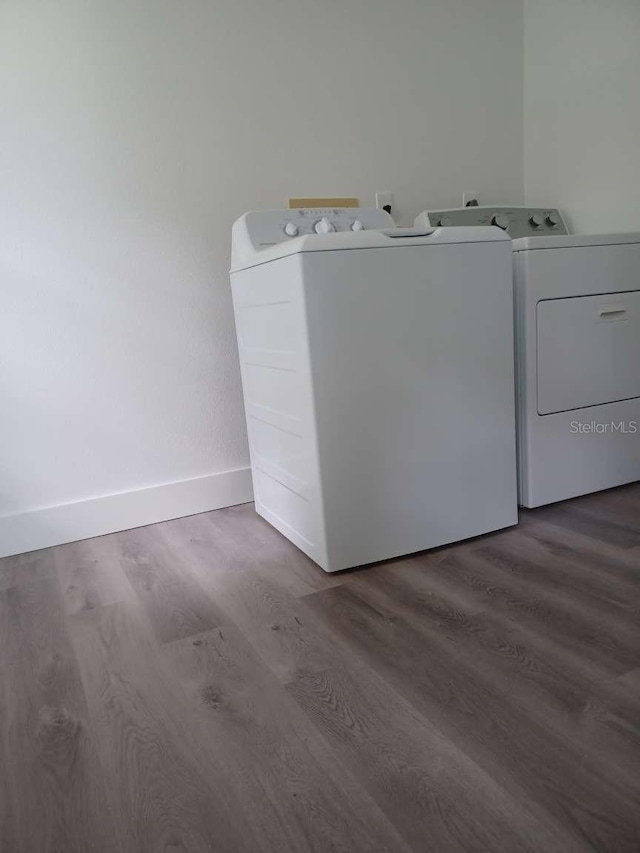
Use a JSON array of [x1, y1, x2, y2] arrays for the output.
[[230, 207, 518, 572], [416, 205, 569, 240], [416, 206, 640, 508]]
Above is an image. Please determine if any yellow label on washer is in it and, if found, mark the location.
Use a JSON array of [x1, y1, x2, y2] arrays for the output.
[[289, 197, 360, 209]]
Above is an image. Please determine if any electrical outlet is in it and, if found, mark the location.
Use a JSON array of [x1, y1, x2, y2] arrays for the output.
[[463, 191, 479, 208], [375, 191, 394, 213]]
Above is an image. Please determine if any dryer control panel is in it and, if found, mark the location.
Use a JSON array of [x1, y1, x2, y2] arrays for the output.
[[416, 206, 568, 239]]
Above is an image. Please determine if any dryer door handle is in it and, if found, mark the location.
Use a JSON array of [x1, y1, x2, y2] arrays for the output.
[[598, 305, 628, 321]]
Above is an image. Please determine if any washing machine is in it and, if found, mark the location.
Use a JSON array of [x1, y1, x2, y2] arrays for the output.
[[230, 207, 518, 572], [416, 206, 640, 507]]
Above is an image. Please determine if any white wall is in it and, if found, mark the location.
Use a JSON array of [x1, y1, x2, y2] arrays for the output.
[[524, 0, 640, 233], [0, 0, 524, 556]]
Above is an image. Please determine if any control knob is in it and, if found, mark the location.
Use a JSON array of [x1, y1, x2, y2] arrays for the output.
[[314, 216, 336, 234], [351, 219, 364, 231], [529, 214, 544, 228], [283, 222, 299, 237], [438, 215, 453, 227], [546, 212, 561, 228], [491, 213, 510, 230]]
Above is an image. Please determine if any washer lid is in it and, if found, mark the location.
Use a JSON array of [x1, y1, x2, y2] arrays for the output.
[[513, 232, 640, 252]]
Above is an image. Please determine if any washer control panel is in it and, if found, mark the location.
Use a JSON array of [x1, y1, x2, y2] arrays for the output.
[[244, 207, 395, 251], [231, 207, 397, 269], [416, 206, 568, 239]]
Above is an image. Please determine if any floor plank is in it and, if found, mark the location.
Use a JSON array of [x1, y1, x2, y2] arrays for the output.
[[1, 482, 639, 852], [67, 598, 261, 853], [157, 526, 569, 851], [518, 512, 640, 590], [282, 605, 579, 853], [163, 623, 412, 853], [302, 580, 640, 851], [54, 537, 134, 616], [157, 512, 337, 684], [0, 579, 115, 853], [0, 548, 56, 592], [344, 562, 640, 791], [529, 501, 640, 549], [426, 546, 640, 676], [113, 524, 227, 644]]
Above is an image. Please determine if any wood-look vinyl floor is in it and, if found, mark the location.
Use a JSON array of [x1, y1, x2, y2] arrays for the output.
[[1, 484, 640, 852]]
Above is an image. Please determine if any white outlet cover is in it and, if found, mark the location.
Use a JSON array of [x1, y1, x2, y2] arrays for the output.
[[376, 191, 394, 210]]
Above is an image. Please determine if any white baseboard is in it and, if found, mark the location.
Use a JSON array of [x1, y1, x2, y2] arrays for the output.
[[0, 467, 254, 559]]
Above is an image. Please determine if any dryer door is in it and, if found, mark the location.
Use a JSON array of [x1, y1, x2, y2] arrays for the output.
[[537, 290, 640, 414]]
